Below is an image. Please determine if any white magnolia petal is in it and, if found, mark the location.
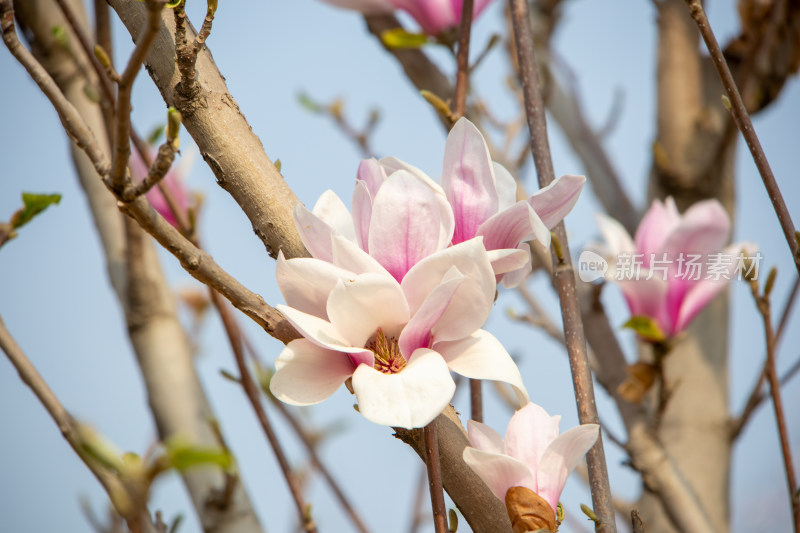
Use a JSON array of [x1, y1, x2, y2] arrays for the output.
[[352, 349, 455, 428], [504, 403, 561, 482], [319, 0, 394, 14], [357, 158, 387, 198], [331, 233, 392, 276], [595, 213, 636, 257], [276, 251, 354, 319], [352, 180, 373, 251], [493, 162, 518, 212], [528, 174, 585, 229], [270, 339, 355, 405], [399, 271, 465, 357], [402, 238, 495, 317], [435, 330, 529, 405], [294, 203, 336, 262], [312, 189, 356, 242], [499, 244, 533, 288], [277, 304, 355, 352], [536, 424, 600, 511], [462, 447, 535, 501], [327, 274, 410, 348], [467, 419, 505, 455], [487, 248, 530, 276]]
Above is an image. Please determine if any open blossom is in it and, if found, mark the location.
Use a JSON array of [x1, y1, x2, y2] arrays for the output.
[[595, 197, 752, 339], [319, 0, 496, 36], [128, 148, 191, 228], [295, 117, 584, 288], [271, 236, 528, 428], [463, 402, 599, 512]]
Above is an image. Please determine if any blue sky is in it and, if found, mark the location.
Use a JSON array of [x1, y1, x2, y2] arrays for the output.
[[1, 1, 798, 532]]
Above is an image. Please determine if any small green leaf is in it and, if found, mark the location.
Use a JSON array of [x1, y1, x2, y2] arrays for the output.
[[274, 159, 282, 173], [165, 439, 233, 472], [297, 92, 322, 113], [622, 315, 666, 343], [166, 0, 183, 8], [51, 25, 69, 48], [11, 193, 62, 229], [147, 124, 165, 145], [447, 509, 458, 532], [380, 28, 429, 49]]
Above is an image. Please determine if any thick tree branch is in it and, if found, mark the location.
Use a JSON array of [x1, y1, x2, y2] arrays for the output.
[[107, 0, 307, 259]]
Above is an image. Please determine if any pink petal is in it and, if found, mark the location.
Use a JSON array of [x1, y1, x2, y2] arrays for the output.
[[294, 203, 335, 262], [401, 238, 495, 317], [497, 244, 532, 288], [269, 339, 355, 405], [389, 0, 458, 34], [477, 200, 550, 251], [634, 197, 681, 257], [662, 199, 731, 258], [276, 251, 355, 319], [368, 170, 449, 282], [326, 274, 410, 348], [528, 174, 585, 229], [435, 330, 529, 405], [442, 118, 499, 244], [504, 403, 561, 487], [615, 278, 670, 333], [467, 419, 505, 454], [536, 424, 600, 512], [399, 270, 465, 357], [352, 348, 456, 428], [312, 190, 356, 242], [671, 244, 743, 334], [462, 447, 535, 501]]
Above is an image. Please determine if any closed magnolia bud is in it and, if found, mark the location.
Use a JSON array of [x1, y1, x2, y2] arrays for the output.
[[505, 486, 557, 533]]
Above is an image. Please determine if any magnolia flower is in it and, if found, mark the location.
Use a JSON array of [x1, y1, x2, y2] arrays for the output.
[[320, 0, 495, 36], [595, 197, 751, 339], [128, 148, 191, 228], [441, 118, 585, 287], [463, 402, 598, 513], [271, 235, 529, 429], [295, 118, 584, 287]]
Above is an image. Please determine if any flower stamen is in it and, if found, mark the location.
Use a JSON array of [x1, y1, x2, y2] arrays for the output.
[[366, 328, 407, 374]]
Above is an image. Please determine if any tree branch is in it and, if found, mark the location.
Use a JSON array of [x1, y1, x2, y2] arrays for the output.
[[507, 2, 615, 531]]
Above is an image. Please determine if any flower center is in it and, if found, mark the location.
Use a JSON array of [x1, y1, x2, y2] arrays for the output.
[[366, 328, 407, 375]]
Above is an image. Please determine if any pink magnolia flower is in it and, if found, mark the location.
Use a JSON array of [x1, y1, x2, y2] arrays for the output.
[[596, 197, 752, 339], [463, 402, 599, 512], [320, 0, 496, 36], [271, 235, 529, 428], [128, 148, 191, 228], [295, 118, 584, 288]]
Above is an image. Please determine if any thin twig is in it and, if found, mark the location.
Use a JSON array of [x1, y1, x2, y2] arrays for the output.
[[630, 510, 645, 533], [452, 0, 473, 120], [731, 275, 800, 438], [685, 0, 800, 277], [209, 291, 317, 533], [748, 276, 800, 531], [469, 380, 483, 423], [174, 0, 216, 98], [109, 0, 164, 190], [507, 2, 616, 531], [423, 424, 448, 533]]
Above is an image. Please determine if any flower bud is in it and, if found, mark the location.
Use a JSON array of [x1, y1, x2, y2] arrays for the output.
[[505, 486, 556, 533]]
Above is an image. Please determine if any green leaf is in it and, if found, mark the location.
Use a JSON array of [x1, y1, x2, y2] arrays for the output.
[[622, 315, 666, 343], [147, 124, 165, 145], [11, 193, 62, 229], [165, 439, 233, 472], [297, 92, 322, 113], [380, 28, 429, 49]]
